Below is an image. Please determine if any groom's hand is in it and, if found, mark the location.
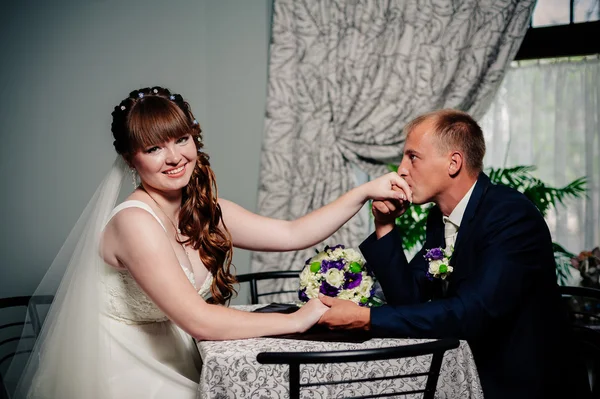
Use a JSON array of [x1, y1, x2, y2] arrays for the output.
[[318, 294, 371, 330], [372, 186, 410, 238]]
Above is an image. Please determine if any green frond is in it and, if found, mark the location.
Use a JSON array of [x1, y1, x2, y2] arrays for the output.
[[487, 165, 587, 217], [394, 204, 431, 252], [384, 163, 588, 283], [553, 242, 575, 286]]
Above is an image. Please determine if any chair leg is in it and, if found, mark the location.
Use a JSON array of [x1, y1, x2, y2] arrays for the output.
[[423, 351, 445, 399], [289, 364, 300, 399]]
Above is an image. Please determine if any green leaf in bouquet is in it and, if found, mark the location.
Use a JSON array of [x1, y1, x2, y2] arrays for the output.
[[310, 262, 321, 273], [349, 262, 362, 273], [367, 296, 385, 307]]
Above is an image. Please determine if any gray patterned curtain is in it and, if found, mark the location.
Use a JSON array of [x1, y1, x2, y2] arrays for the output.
[[251, 0, 535, 299]]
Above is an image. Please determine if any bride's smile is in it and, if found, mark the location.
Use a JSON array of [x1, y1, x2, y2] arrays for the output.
[[131, 134, 197, 192], [164, 164, 186, 177]]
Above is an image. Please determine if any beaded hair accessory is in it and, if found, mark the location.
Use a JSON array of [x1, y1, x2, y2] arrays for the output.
[[114, 88, 203, 153], [118, 90, 189, 117]]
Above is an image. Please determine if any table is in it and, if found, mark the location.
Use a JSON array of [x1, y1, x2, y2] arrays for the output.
[[196, 305, 483, 399]]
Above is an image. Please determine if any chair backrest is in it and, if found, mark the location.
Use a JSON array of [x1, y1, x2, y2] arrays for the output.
[[257, 338, 460, 399], [0, 295, 53, 399], [559, 286, 600, 326], [236, 270, 301, 304], [558, 286, 600, 396]]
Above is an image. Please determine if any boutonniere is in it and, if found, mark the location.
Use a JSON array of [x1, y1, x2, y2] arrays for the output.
[[425, 247, 453, 280]]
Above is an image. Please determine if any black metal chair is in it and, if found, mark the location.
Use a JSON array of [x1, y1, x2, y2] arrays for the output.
[[236, 270, 302, 304], [257, 338, 460, 399], [559, 286, 600, 397], [0, 295, 53, 399]]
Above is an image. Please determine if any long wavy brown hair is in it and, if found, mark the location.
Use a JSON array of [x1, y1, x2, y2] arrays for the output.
[[110, 86, 236, 304]]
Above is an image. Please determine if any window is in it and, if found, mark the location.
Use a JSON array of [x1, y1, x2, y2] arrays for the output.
[[515, 1, 600, 61], [532, 0, 599, 27]]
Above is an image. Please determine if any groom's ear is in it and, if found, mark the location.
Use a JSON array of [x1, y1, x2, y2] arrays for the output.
[[448, 151, 463, 177]]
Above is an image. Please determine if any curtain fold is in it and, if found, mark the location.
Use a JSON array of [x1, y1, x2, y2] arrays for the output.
[[481, 57, 600, 254], [252, 0, 535, 299]]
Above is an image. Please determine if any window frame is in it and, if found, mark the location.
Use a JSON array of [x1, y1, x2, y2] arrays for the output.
[[515, 20, 600, 60], [515, 0, 600, 62]]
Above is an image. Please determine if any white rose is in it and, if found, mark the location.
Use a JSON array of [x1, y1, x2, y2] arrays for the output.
[[325, 268, 345, 288], [305, 283, 320, 299], [357, 275, 374, 298], [299, 266, 314, 288], [428, 259, 443, 275], [344, 248, 365, 265]]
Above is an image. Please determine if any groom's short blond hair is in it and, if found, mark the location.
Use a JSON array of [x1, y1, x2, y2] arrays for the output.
[[404, 109, 486, 174]]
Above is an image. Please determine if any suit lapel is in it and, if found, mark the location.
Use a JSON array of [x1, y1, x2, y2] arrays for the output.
[[450, 172, 491, 269], [427, 206, 446, 249], [423, 207, 448, 299]]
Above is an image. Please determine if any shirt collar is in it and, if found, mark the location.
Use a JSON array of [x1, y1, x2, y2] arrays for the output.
[[444, 181, 477, 228]]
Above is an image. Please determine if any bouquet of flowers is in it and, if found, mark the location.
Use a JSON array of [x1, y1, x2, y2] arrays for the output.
[[298, 244, 383, 307]]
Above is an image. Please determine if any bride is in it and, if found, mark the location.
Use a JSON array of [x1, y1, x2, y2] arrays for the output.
[[7, 86, 410, 398]]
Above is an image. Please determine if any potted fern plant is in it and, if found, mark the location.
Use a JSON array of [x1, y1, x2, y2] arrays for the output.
[[386, 165, 587, 285]]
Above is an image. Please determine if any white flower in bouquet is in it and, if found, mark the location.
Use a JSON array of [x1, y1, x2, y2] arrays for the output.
[[324, 268, 345, 288], [297, 244, 384, 307]]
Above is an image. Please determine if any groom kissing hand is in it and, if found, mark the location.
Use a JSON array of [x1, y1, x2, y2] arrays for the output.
[[318, 109, 591, 399]]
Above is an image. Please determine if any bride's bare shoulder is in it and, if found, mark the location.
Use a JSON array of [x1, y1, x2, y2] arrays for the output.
[[102, 201, 166, 267]]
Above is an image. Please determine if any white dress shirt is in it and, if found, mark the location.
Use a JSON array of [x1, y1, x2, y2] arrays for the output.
[[443, 181, 477, 248]]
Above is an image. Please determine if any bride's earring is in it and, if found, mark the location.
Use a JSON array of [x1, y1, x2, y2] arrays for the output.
[[130, 168, 138, 188]]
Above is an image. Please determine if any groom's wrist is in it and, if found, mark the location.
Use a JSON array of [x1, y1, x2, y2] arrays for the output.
[[356, 307, 371, 331], [374, 222, 394, 239]]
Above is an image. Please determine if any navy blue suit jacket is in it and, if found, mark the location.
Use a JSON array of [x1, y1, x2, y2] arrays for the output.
[[360, 173, 590, 399]]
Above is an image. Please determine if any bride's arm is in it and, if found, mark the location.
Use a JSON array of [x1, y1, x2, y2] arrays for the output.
[[102, 208, 326, 340], [220, 171, 411, 251]]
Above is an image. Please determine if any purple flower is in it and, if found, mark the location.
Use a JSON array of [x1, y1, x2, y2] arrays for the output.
[[343, 272, 362, 290], [321, 259, 345, 272], [298, 288, 309, 302], [326, 244, 345, 251], [425, 248, 444, 261], [319, 282, 340, 297]]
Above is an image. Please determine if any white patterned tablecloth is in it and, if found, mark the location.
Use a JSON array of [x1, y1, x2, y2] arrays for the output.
[[196, 305, 483, 399]]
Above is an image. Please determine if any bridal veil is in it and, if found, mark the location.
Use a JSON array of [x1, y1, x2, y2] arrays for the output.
[[5, 156, 129, 398]]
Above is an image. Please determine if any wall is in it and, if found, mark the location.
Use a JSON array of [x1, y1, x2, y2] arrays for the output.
[[0, 0, 270, 303]]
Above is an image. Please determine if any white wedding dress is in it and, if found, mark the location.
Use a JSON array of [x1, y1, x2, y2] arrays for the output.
[[8, 159, 215, 399], [93, 200, 212, 399]]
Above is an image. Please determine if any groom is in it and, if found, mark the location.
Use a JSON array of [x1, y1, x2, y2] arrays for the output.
[[318, 109, 590, 399]]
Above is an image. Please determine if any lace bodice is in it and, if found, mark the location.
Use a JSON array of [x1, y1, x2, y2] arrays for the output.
[[101, 200, 213, 324]]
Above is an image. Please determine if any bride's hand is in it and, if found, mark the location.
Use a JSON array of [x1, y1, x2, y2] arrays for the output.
[[361, 172, 412, 203], [292, 299, 329, 333], [372, 185, 411, 224]]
